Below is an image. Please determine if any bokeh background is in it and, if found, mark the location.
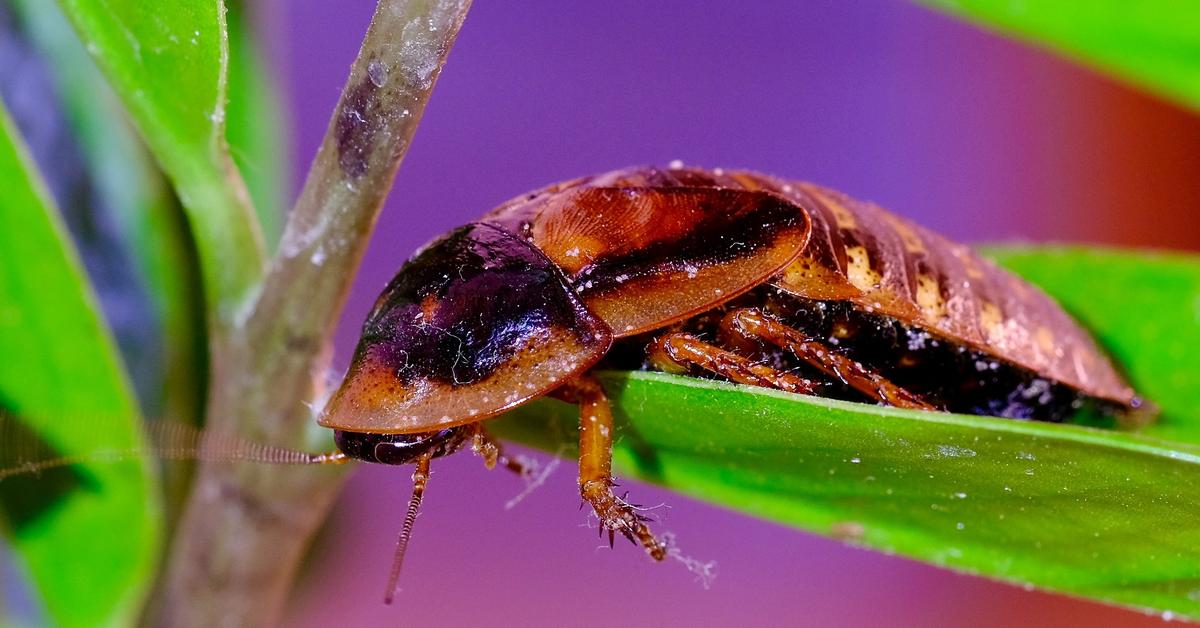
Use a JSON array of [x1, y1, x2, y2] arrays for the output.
[[272, 1, 1200, 626]]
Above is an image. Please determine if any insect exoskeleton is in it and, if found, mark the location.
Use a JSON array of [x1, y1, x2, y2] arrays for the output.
[[318, 165, 1152, 594]]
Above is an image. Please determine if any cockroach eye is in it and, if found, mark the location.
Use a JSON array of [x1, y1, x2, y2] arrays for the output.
[[333, 427, 470, 465]]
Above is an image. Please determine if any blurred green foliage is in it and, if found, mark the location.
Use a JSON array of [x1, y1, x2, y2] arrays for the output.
[[920, 0, 1200, 111], [0, 103, 158, 628]]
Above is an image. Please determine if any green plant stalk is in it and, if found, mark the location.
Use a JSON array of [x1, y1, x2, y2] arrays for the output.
[[153, 1, 472, 625], [171, 157, 266, 324]]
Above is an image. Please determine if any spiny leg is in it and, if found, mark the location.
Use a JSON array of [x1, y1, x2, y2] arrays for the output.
[[552, 374, 667, 560], [649, 332, 822, 395], [469, 423, 535, 477], [468, 423, 560, 509], [724, 308, 935, 410]]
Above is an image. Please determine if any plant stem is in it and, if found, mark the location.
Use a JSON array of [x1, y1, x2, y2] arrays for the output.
[[151, 1, 472, 625]]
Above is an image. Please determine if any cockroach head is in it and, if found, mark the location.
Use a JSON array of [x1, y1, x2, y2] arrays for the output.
[[333, 427, 471, 465]]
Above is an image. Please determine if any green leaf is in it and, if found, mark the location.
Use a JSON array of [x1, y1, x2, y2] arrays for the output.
[[917, 0, 1200, 112], [493, 247, 1200, 619], [57, 0, 266, 319], [0, 104, 160, 627], [12, 0, 205, 426], [988, 247, 1199, 443], [225, 1, 289, 251]]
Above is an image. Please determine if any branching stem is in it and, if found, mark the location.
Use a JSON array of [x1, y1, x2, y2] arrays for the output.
[[152, 2, 473, 625]]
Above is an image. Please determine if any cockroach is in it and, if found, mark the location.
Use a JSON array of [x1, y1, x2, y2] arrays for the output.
[[2, 164, 1152, 602], [318, 164, 1153, 599]]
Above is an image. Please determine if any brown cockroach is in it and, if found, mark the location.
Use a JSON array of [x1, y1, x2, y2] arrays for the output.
[[2, 165, 1152, 602], [318, 164, 1151, 598]]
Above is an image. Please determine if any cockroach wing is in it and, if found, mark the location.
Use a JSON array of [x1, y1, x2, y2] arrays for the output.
[[319, 223, 612, 434], [486, 186, 811, 337]]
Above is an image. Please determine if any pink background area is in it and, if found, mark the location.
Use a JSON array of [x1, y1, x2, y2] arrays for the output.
[[276, 2, 1200, 626]]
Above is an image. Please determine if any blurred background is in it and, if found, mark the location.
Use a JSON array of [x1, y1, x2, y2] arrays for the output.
[[272, 1, 1200, 627]]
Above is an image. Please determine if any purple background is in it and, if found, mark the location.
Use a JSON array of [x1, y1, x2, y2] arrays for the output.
[[276, 2, 1200, 626]]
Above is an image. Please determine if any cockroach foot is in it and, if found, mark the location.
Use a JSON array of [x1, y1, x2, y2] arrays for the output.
[[581, 480, 667, 560]]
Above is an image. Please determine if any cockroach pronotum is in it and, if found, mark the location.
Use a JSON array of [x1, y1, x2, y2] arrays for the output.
[[1, 164, 1152, 602]]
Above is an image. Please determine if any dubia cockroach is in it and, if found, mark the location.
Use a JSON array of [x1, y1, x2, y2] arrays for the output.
[[320, 164, 1151, 597], [3, 165, 1152, 602]]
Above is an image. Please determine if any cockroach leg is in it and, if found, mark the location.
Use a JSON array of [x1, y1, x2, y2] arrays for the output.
[[649, 332, 821, 394], [469, 423, 534, 478], [552, 374, 667, 561], [469, 423, 501, 469], [469, 424, 557, 510], [724, 309, 936, 410]]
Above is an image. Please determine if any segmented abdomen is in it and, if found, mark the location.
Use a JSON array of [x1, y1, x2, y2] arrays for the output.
[[769, 179, 1135, 408]]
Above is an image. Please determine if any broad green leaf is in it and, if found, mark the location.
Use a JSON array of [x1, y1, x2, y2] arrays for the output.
[[494, 247, 1200, 618], [11, 0, 205, 426], [225, 0, 289, 251], [11, 0, 207, 540], [917, 0, 1200, 112], [0, 104, 160, 627], [989, 247, 1199, 444], [57, 0, 266, 319]]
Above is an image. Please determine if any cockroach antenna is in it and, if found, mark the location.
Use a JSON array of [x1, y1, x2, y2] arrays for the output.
[[0, 411, 349, 481], [383, 453, 433, 605]]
